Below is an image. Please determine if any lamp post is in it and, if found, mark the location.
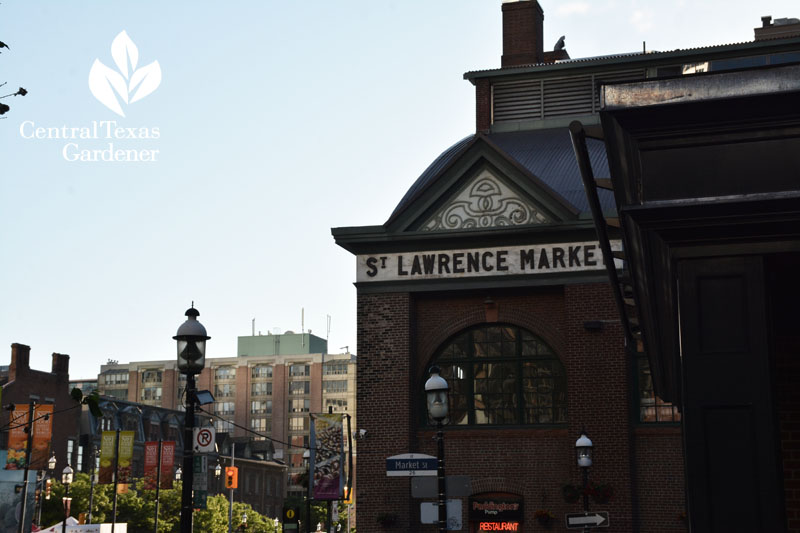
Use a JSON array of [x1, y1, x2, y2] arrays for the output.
[[175, 468, 182, 482], [61, 465, 73, 533], [174, 305, 210, 533], [240, 513, 247, 532], [575, 431, 593, 530], [38, 454, 57, 527], [88, 446, 98, 524], [425, 366, 450, 533], [215, 463, 222, 494]]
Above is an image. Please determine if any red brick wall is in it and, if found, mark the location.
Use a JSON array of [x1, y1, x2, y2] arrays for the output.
[[476, 79, 491, 133], [777, 333, 800, 531], [355, 283, 684, 531], [356, 292, 413, 530], [501, 1, 544, 67], [634, 427, 686, 532]]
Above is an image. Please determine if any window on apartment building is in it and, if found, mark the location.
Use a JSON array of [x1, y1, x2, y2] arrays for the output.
[[251, 365, 273, 379], [288, 417, 308, 431], [324, 362, 348, 375], [77, 445, 83, 471], [250, 417, 270, 439], [215, 366, 235, 380], [637, 355, 681, 423], [289, 364, 309, 377], [290, 399, 310, 413], [251, 382, 272, 396], [214, 384, 236, 398], [141, 387, 162, 401], [325, 399, 348, 412], [289, 381, 309, 395], [215, 419, 234, 433], [424, 324, 567, 427], [67, 440, 74, 465], [251, 400, 272, 414], [142, 370, 162, 383], [104, 371, 129, 385], [323, 380, 347, 394], [215, 402, 235, 416]]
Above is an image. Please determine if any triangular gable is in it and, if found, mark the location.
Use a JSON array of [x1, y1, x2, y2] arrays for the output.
[[387, 133, 579, 234]]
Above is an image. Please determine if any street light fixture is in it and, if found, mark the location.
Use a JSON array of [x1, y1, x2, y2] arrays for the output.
[[575, 431, 593, 514], [175, 468, 182, 482], [174, 305, 210, 533], [48, 454, 57, 471], [61, 466, 73, 533], [425, 366, 450, 533]]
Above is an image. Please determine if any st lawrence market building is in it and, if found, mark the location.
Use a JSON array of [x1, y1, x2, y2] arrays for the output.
[[333, 2, 800, 532]]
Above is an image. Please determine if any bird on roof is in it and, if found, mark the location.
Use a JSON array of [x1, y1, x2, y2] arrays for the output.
[[554, 36, 565, 51]]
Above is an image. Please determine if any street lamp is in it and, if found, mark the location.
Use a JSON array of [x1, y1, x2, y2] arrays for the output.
[[61, 466, 73, 533], [175, 468, 182, 482], [174, 305, 210, 533], [37, 454, 57, 527], [575, 431, 593, 514], [215, 463, 222, 494], [240, 513, 247, 532], [425, 366, 449, 533], [48, 454, 57, 471]]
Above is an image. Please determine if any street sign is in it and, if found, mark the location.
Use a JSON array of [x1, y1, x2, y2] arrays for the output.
[[193, 455, 208, 491], [412, 476, 471, 498], [420, 499, 462, 530], [193, 490, 207, 510], [386, 453, 437, 477], [193, 427, 215, 453], [566, 512, 609, 529]]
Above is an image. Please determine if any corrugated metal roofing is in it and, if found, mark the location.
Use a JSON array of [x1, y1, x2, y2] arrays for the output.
[[388, 128, 614, 224]]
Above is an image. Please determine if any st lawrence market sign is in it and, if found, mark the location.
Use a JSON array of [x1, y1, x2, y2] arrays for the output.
[[357, 241, 622, 283]]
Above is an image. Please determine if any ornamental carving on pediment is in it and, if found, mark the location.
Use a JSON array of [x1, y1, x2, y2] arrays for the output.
[[422, 171, 549, 231]]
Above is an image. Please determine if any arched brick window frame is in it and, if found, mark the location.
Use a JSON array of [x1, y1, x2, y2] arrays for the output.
[[421, 322, 567, 427]]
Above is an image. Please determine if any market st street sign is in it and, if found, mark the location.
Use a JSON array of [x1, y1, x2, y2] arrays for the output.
[[357, 241, 622, 283], [566, 512, 609, 529], [386, 453, 437, 477]]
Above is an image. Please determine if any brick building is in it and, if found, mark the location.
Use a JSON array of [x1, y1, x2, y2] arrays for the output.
[[96, 331, 357, 499], [333, 2, 800, 531]]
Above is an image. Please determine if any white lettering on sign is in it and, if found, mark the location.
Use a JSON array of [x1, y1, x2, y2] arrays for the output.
[[357, 241, 622, 282]]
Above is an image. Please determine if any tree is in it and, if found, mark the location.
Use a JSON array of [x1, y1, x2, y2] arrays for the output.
[[0, 26, 27, 117], [38, 476, 281, 533]]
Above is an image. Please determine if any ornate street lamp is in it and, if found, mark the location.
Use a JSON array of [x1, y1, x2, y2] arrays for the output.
[[174, 305, 210, 533], [425, 366, 450, 533], [61, 466, 74, 533], [575, 431, 593, 513], [175, 467, 182, 482], [215, 463, 222, 494]]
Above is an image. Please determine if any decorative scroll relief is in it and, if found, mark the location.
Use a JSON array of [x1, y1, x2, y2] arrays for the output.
[[421, 170, 550, 231]]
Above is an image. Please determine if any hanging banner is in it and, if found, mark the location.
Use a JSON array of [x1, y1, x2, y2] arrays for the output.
[[31, 404, 54, 469], [310, 413, 344, 500], [99, 431, 116, 483], [160, 441, 175, 489], [118, 431, 135, 483], [143, 442, 160, 490], [5, 405, 30, 470]]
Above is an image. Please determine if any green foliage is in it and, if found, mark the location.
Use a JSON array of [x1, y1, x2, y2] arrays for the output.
[[70, 387, 102, 417], [38, 474, 282, 533]]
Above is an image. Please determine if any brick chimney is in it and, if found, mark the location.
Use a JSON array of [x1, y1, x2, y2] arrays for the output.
[[9, 343, 30, 381], [52, 352, 70, 377], [502, 0, 545, 67]]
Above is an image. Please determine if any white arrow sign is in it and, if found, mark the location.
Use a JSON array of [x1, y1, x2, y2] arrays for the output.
[[566, 512, 609, 529]]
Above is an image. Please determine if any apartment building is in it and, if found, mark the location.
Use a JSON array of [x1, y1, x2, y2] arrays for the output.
[[96, 331, 357, 498]]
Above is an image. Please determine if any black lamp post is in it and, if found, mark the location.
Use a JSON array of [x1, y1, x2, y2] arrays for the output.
[[174, 305, 210, 533], [425, 366, 450, 533], [215, 463, 222, 494], [575, 431, 593, 525], [38, 454, 57, 527], [61, 465, 73, 533]]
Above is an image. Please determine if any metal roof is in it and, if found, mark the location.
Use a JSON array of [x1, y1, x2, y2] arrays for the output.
[[388, 128, 614, 224]]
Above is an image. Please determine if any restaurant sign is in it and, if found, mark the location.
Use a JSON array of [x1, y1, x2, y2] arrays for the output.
[[357, 241, 621, 283], [469, 498, 524, 523]]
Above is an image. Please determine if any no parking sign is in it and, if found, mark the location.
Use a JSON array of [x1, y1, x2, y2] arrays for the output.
[[193, 426, 216, 453]]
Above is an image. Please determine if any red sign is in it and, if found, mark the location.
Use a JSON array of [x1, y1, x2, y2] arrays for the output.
[[143, 441, 175, 490], [478, 523, 520, 531]]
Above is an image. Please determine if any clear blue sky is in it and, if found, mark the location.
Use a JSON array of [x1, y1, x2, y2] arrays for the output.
[[1, 1, 796, 379]]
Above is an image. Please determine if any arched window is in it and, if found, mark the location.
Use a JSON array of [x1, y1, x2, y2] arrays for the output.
[[425, 324, 567, 426]]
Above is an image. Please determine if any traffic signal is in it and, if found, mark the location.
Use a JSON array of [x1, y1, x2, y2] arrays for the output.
[[45, 479, 52, 500], [225, 466, 238, 489]]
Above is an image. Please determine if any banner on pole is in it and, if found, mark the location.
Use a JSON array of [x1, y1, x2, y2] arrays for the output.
[[5, 405, 29, 470], [99, 431, 116, 483], [160, 441, 175, 489], [310, 413, 344, 500], [31, 404, 54, 469], [143, 442, 160, 490], [118, 431, 135, 483]]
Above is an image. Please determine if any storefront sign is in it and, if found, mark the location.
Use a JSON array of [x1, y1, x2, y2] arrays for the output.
[[469, 498, 524, 522], [357, 241, 622, 282], [478, 523, 520, 531]]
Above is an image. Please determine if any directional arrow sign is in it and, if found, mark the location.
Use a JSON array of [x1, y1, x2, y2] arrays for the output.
[[566, 512, 609, 529]]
